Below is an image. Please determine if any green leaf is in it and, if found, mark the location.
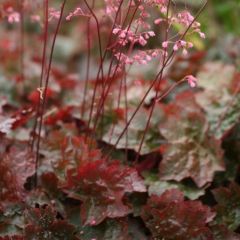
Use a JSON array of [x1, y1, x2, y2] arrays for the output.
[[0, 203, 24, 237], [196, 90, 240, 139], [197, 62, 235, 92], [159, 137, 224, 188], [211, 224, 240, 240], [103, 107, 164, 155], [159, 92, 225, 187], [145, 178, 206, 200]]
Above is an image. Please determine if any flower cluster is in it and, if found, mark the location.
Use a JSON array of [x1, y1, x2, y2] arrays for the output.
[[48, 8, 61, 21], [107, 0, 205, 71], [66, 7, 90, 21], [162, 40, 194, 55], [144, 0, 168, 13], [115, 49, 162, 67], [177, 11, 206, 38], [5, 7, 20, 23], [113, 27, 155, 46]]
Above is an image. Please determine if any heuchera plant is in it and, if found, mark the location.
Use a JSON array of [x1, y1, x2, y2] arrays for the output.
[[1, 0, 240, 239]]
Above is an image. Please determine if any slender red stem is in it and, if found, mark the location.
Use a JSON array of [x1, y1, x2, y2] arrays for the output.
[[81, 17, 91, 118], [85, 0, 125, 129], [92, 2, 139, 132], [82, 0, 104, 129], [123, 71, 128, 161], [34, 0, 66, 187], [108, 71, 124, 143], [19, 1, 24, 82], [30, 0, 49, 151], [135, 0, 171, 161]]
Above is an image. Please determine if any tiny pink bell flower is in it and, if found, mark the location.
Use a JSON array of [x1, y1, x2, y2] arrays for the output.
[[185, 75, 198, 88]]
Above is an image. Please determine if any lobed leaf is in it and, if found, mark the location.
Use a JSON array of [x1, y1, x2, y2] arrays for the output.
[[142, 189, 215, 240], [159, 92, 225, 187], [25, 205, 80, 240], [62, 159, 146, 225], [212, 182, 240, 231]]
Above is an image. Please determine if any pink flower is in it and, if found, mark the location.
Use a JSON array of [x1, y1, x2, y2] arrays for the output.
[[66, 7, 91, 20], [188, 42, 194, 48], [139, 36, 147, 46], [90, 219, 96, 225], [112, 27, 121, 34], [199, 32, 206, 39], [162, 41, 168, 48], [119, 31, 126, 38], [151, 50, 158, 57], [185, 75, 198, 88], [173, 44, 179, 51], [48, 8, 61, 21], [8, 13, 20, 23], [148, 31, 155, 37], [154, 18, 162, 25]]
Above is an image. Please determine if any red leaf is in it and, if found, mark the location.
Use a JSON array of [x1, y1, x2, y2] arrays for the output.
[[212, 182, 240, 231], [231, 72, 240, 94], [62, 159, 146, 225], [44, 106, 73, 125], [25, 205, 80, 240], [0, 144, 35, 203], [28, 88, 55, 105], [57, 76, 77, 89], [11, 107, 34, 130], [142, 189, 215, 240], [41, 172, 61, 197], [113, 108, 125, 120]]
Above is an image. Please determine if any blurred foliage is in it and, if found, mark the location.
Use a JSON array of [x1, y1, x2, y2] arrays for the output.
[[181, 0, 240, 35], [211, 0, 240, 35]]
